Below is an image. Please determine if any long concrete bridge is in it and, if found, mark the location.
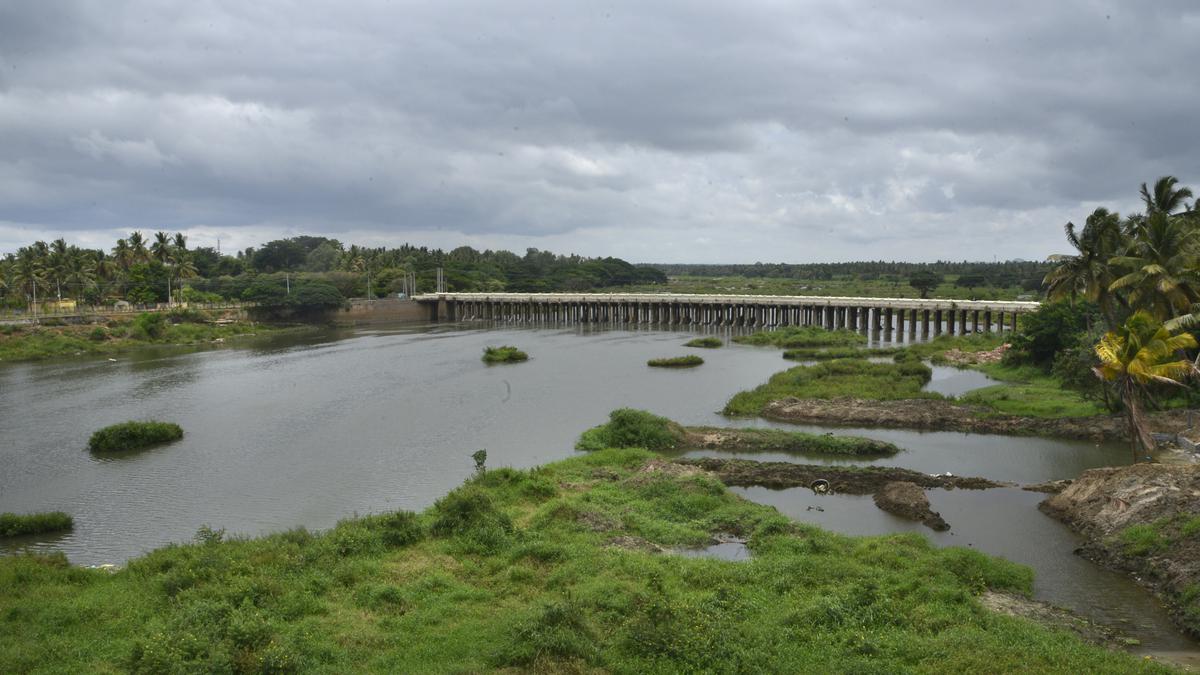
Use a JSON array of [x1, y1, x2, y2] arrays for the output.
[[413, 293, 1038, 336]]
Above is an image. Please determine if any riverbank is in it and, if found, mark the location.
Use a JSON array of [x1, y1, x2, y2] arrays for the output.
[[0, 448, 1168, 672], [0, 312, 300, 362], [1041, 463, 1200, 637]]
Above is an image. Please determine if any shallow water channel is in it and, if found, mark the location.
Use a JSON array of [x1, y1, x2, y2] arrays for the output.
[[0, 322, 1195, 661]]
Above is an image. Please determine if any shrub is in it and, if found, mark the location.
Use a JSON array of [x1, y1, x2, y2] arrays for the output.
[[88, 421, 184, 452], [0, 511, 74, 537], [483, 346, 528, 363], [430, 487, 514, 538], [647, 355, 703, 368], [88, 326, 108, 341], [576, 408, 683, 451], [1005, 300, 1098, 368], [684, 337, 723, 348], [130, 312, 168, 340]]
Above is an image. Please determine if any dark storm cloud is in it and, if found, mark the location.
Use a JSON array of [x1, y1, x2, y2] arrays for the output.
[[1, 1, 1197, 261]]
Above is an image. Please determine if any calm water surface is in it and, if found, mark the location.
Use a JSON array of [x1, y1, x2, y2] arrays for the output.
[[1, 322, 1194, 660]]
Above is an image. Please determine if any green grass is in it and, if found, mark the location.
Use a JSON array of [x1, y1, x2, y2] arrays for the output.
[[724, 358, 937, 415], [0, 512, 73, 538], [482, 345, 528, 363], [0, 314, 276, 362], [733, 325, 867, 349], [87, 421, 184, 453], [577, 408, 685, 451], [903, 332, 1008, 361], [782, 346, 902, 361], [0, 448, 1164, 673], [647, 355, 703, 368], [683, 336, 723, 348], [1117, 524, 1168, 557], [960, 363, 1107, 419]]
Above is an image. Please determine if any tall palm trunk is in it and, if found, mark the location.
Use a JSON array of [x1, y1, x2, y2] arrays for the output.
[[1121, 379, 1154, 463]]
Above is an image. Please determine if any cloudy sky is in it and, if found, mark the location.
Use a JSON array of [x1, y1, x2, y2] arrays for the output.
[[1, 1, 1197, 263]]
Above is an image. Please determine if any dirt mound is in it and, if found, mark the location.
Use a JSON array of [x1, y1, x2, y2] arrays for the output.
[[873, 481, 950, 530], [674, 457, 1006, 494], [622, 458, 709, 486], [1040, 463, 1200, 636], [762, 397, 1134, 440], [940, 344, 1009, 366]]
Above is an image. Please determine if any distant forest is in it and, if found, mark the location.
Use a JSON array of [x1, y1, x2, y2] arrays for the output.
[[645, 261, 1050, 291]]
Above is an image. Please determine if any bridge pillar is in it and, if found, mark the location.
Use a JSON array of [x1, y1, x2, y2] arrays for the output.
[[958, 310, 967, 334], [921, 309, 930, 336], [983, 310, 992, 333]]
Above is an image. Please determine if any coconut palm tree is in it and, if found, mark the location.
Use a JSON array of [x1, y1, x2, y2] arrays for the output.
[[1108, 211, 1200, 320], [65, 251, 97, 303], [172, 232, 188, 252], [1140, 175, 1195, 216], [128, 231, 149, 264], [48, 238, 69, 300], [151, 231, 173, 265], [1044, 207, 1125, 325], [11, 247, 46, 310], [1094, 310, 1197, 462]]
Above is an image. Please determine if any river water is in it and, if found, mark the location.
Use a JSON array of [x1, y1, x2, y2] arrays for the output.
[[0, 322, 1194, 660]]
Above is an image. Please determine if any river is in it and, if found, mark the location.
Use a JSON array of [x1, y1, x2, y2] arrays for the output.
[[0, 322, 1194, 661]]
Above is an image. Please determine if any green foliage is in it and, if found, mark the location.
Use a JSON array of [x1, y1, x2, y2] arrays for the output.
[[88, 421, 183, 453], [647, 355, 703, 367], [0, 512, 73, 537], [1118, 524, 1168, 557], [685, 427, 901, 456], [0, 448, 1167, 673], [130, 312, 167, 340], [482, 345, 528, 363], [683, 336, 723, 348], [783, 346, 901, 361], [87, 326, 108, 341], [724, 358, 935, 415], [576, 408, 684, 451], [733, 325, 867, 348], [1005, 301, 1098, 368], [909, 270, 944, 298]]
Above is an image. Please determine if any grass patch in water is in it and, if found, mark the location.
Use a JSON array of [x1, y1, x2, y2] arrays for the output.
[[577, 408, 684, 451], [647, 355, 703, 368], [482, 345, 528, 363], [0, 447, 1166, 673], [683, 336, 723, 348], [0, 512, 73, 538], [724, 357, 936, 415], [732, 325, 866, 349], [87, 421, 183, 453], [782, 346, 903, 361]]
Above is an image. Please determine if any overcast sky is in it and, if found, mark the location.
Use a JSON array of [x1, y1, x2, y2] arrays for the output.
[[1, 1, 1197, 263]]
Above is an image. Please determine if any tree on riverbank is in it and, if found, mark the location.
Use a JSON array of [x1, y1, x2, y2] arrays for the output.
[[1094, 311, 1197, 461]]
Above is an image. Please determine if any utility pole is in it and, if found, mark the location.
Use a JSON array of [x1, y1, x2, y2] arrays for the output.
[[32, 278, 38, 320], [286, 272, 291, 295]]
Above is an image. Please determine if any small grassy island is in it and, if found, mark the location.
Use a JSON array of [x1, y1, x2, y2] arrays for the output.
[[0, 512, 73, 538], [683, 336, 723, 348], [732, 325, 866, 349], [577, 407, 901, 456], [647, 355, 703, 368], [87, 421, 184, 453], [482, 345, 528, 364]]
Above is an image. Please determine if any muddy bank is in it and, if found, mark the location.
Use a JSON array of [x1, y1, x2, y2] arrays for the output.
[[674, 457, 1006, 494], [874, 481, 949, 530], [979, 591, 1133, 649], [1040, 463, 1200, 636], [760, 396, 1196, 441], [679, 426, 900, 456]]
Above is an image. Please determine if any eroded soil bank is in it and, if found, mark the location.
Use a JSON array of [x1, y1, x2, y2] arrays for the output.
[[1040, 463, 1200, 636], [762, 396, 1197, 441], [675, 457, 1005, 493]]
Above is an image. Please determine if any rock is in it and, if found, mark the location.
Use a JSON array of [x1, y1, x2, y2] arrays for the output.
[[1022, 479, 1073, 494], [873, 481, 950, 531]]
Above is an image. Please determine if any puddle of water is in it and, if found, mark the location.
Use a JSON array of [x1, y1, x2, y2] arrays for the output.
[[924, 364, 998, 397], [674, 540, 752, 562], [734, 484, 1199, 660]]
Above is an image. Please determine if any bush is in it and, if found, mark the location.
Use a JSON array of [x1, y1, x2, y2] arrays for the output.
[[88, 421, 184, 453], [684, 337, 722, 348], [576, 408, 683, 451], [647, 355, 703, 368], [483, 346, 528, 363], [130, 312, 168, 340], [88, 326, 108, 342], [430, 486, 514, 538], [1005, 301, 1098, 368], [0, 512, 74, 537]]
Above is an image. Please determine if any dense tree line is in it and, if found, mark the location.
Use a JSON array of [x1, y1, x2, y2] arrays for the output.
[[1013, 176, 1200, 460], [651, 260, 1049, 291], [0, 235, 666, 310]]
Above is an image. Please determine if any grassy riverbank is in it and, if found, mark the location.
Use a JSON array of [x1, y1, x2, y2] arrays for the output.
[[0, 312, 286, 362], [0, 448, 1163, 673], [732, 325, 866, 348]]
